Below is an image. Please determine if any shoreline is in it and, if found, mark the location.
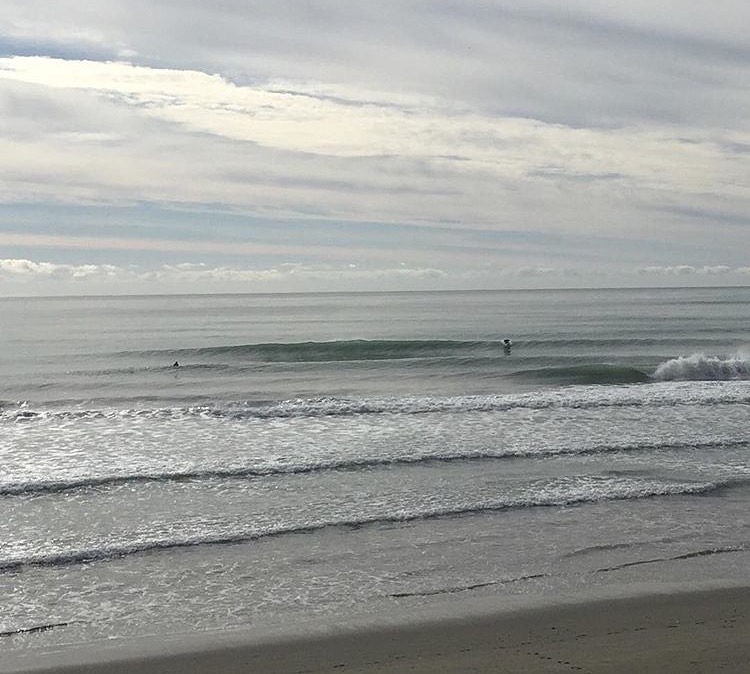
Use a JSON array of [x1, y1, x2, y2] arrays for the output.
[[3, 583, 750, 673]]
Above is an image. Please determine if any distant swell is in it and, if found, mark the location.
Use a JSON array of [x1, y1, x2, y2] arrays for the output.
[[653, 353, 750, 381], [3, 439, 748, 498], [0, 479, 726, 573]]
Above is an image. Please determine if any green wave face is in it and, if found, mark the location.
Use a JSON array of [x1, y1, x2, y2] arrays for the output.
[[514, 364, 652, 385], [186, 339, 493, 362]]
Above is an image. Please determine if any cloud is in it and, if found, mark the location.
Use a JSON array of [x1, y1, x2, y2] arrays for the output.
[[0, 2, 748, 293], [0, 258, 122, 280], [1, 56, 747, 238], [0, 257, 450, 294], [2, 56, 743, 172], [4, 1, 748, 128], [2, 256, 747, 298], [638, 265, 735, 276]]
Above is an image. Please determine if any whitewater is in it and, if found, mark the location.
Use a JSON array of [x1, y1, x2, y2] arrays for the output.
[[1, 287, 749, 650]]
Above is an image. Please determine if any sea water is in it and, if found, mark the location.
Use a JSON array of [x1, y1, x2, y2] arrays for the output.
[[1, 287, 749, 649]]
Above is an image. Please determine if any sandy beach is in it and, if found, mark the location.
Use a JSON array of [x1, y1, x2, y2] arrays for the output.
[[3, 585, 749, 674]]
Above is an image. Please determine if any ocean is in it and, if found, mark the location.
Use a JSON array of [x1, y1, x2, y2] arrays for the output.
[[1, 287, 749, 651]]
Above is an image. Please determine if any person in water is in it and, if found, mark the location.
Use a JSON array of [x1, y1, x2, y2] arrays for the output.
[[172, 361, 179, 368], [502, 339, 512, 355]]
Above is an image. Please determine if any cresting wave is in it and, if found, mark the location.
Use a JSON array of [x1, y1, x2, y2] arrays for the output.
[[523, 355, 750, 385], [0, 477, 734, 573], [2, 438, 748, 498], [4, 380, 750, 423], [653, 353, 750, 381]]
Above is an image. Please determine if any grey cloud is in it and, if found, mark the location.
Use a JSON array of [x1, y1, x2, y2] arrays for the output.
[[653, 204, 750, 229], [528, 168, 626, 183], [1, 2, 749, 291], [0, 34, 115, 62], [3, 1, 749, 128], [720, 141, 750, 154]]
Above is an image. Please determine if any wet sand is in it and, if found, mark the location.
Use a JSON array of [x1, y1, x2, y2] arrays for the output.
[[4, 585, 750, 674]]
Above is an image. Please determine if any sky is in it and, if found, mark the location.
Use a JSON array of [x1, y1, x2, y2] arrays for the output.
[[1, 1, 748, 295]]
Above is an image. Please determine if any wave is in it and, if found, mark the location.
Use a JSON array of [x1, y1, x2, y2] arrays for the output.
[[653, 353, 750, 381], [53, 358, 656, 390], [4, 380, 750, 424], [3, 438, 747, 498], [75, 343, 750, 391], [517, 354, 750, 385], [122, 337, 738, 365], [0, 477, 732, 573], [511, 364, 651, 385], [17, 345, 748, 400], [132, 339, 500, 363]]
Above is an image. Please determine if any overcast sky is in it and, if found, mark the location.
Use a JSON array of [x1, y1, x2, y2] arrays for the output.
[[1, 1, 748, 295]]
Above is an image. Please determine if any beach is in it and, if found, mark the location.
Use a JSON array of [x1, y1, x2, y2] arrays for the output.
[[3, 585, 749, 673]]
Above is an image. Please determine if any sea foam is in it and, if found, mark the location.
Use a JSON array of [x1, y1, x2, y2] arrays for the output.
[[653, 353, 750, 381]]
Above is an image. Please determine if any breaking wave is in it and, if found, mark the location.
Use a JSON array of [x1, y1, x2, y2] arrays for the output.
[[653, 353, 750, 381], [0, 476, 731, 573], [4, 380, 750, 424], [3, 438, 746, 498]]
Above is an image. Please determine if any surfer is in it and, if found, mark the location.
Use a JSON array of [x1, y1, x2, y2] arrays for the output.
[[172, 361, 179, 368], [502, 339, 512, 355]]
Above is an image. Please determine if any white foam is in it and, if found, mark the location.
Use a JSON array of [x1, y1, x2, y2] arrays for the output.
[[4, 379, 750, 425], [653, 353, 750, 382]]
